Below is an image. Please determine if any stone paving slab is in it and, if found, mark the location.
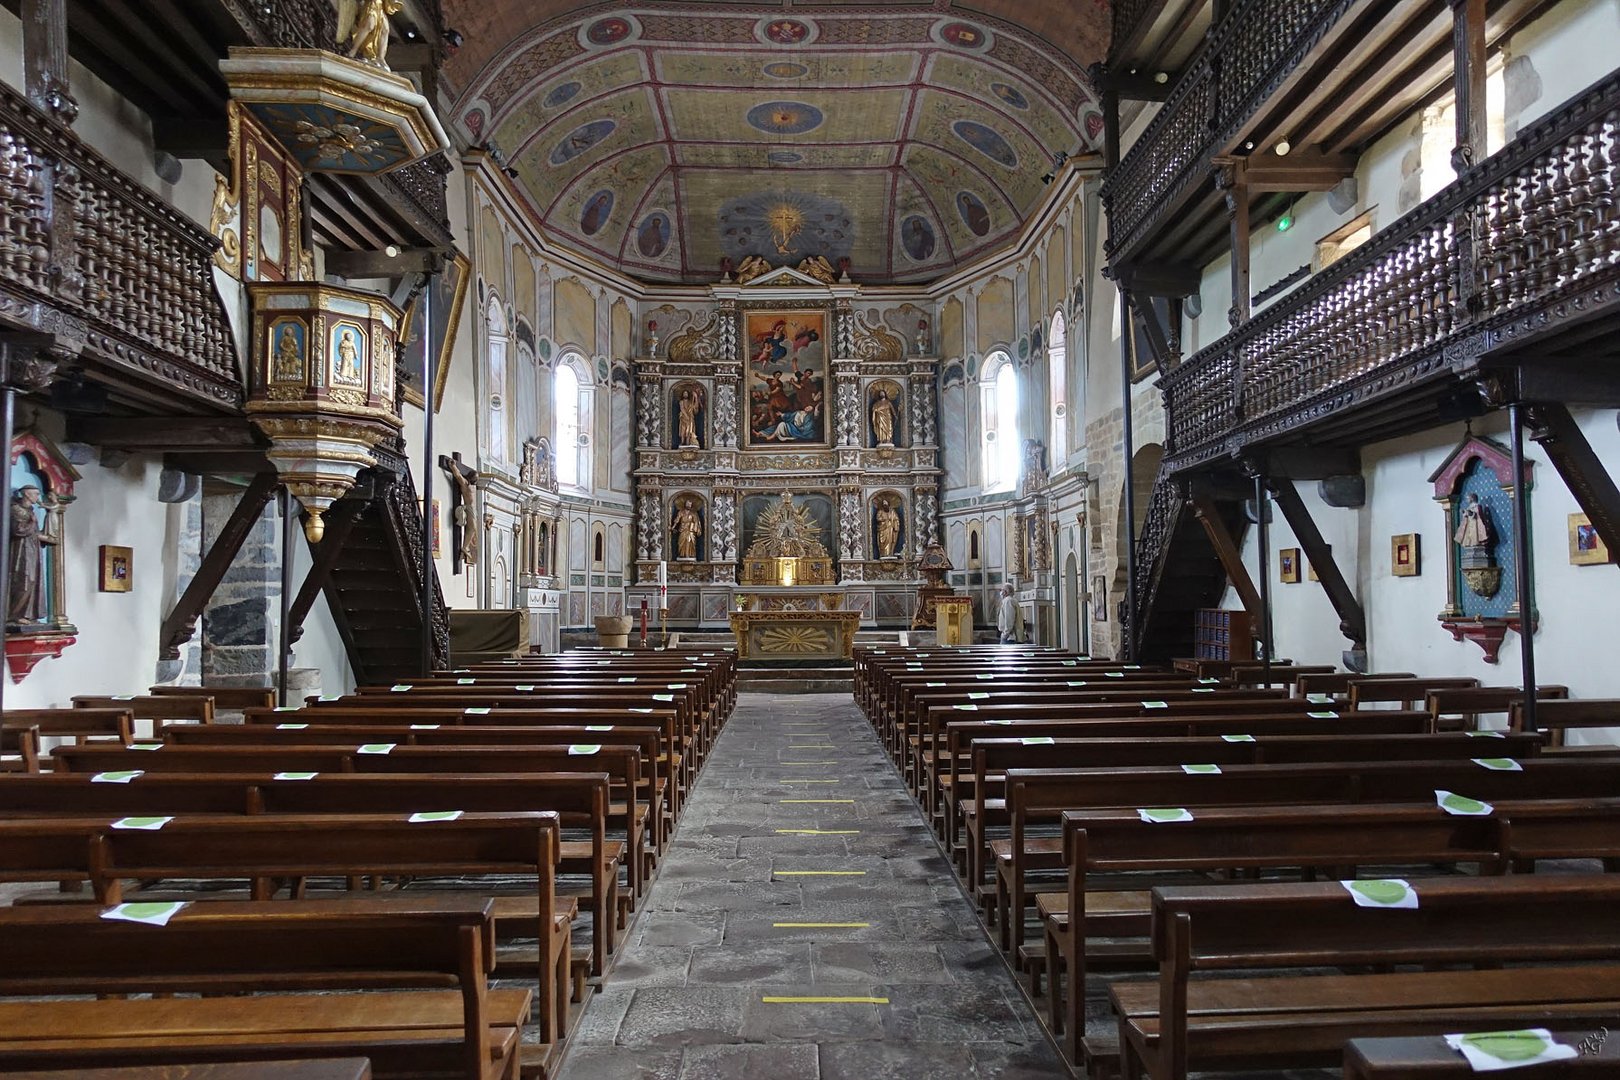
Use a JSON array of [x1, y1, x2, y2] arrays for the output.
[[552, 691, 1071, 1079]]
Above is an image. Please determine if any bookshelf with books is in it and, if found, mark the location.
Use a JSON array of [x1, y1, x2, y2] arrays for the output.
[[1193, 608, 1254, 661]]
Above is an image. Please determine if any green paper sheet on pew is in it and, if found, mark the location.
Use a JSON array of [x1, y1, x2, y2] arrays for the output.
[[277, 723, 309, 730], [1141, 700, 1169, 709], [631, 708, 654, 714], [319, 694, 343, 701], [274, 772, 318, 781], [407, 811, 463, 823], [1472, 757, 1523, 771], [968, 692, 989, 699], [1181, 763, 1221, 774], [1137, 807, 1194, 823], [1021, 737, 1055, 746], [618, 677, 637, 683], [110, 695, 136, 701], [954, 703, 978, 711], [410, 724, 440, 730], [1192, 687, 1216, 693], [654, 694, 675, 702], [1061, 660, 1078, 667], [274, 706, 299, 712], [457, 678, 476, 685], [112, 815, 172, 831], [1307, 710, 1339, 719], [926, 682, 945, 687], [667, 683, 689, 689], [1067, 681, 1088, 687], [569, 744, 602, 755], [357, 743, 396, 755], [1465, 730, 1506, 738], [130, 743, 163, 751], [1307, 693, 1335, 704], [1445, 1028, 1577, 1070], [975, 674, 993, 680], [988, 719, 1014, 726], [1105, 672, 1124, 678], [1436, 789, 1495, 816], [1341, 878, 1418, 908], [587, 725, 613, 731], [91, 770, 143, 784], [101, 901, 187, 927], [1221, 734, 1255, 743], [515, 684, 535, 691], [390, 684, 412, 692], [1199, 677, 1220, 684], [464, 707, 491, 715]]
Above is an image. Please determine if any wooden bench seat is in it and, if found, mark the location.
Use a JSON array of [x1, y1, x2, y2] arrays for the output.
[[0, 1059, 373, 1079], [1512, 699, 1620, 748], [0, 899, 526, 1080], [1111, 875, 1620, 1080], [1344, 1029, 1620, 1077]]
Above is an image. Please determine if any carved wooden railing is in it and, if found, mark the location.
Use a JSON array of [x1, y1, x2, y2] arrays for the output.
[[376, 445, 451, 669], [378, 152, 453, 243], [1103, 0, 1357, 262], [1160, 67, 1620, 474], [0, 85, 240, 407], [1110, 0, 1156, 53], [236, 0, 339, 50]]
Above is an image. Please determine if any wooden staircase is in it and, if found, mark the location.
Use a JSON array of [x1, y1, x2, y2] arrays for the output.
[[1129, 468, 1249, 663], [318, 459, 449, 684]]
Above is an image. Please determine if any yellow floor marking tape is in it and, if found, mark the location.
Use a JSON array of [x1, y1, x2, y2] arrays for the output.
[[773, 870, 866, 876], [779, 799, 855, 803], [774, 828, 860, 834], [779, 779, 840, 784], [780, 761, 836, 765], [761, 996, 889, 1004], [772, 922, 871, 928]]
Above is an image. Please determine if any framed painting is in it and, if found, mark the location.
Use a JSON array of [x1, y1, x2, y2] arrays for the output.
[[99, 545, 132, 593], [399, 250, 472, 412], [1569, 513, 1610, 565], [743, 308, 829, 447], [1391, 533, 1420, 577], [1278, 547, 1301, 584]]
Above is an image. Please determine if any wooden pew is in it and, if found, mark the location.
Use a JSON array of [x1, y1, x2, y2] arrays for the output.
[[0, 727, 39, 774], [148, 685, 278, 711], [1426, 685, 1570, 733], [3, 708, 134, 749], [1511, 699, 1620, 748], [1344, 1030, 1620, 1078], [1348, 677, 1478, 710], [1228, 662, 1336, 687], [71, 695, 213, 738], [1113, 875, 1620, 1080], [1046, 801, 1519, 1058], [0, 811, 568, 1051], [0, 770, 621, 979], [0, 899, 526, 1079], [0, 1060, 374, 1080], [1293, 672, 1416, 699]]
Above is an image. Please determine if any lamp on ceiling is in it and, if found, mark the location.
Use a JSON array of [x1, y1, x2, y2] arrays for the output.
[[443, 28, 465, 51], [1040, 149, 1071, 185]]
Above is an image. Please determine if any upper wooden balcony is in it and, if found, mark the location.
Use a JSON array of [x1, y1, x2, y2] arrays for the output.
[[1156, 65, 1620, 475], [1102, 0, 1550, 272]]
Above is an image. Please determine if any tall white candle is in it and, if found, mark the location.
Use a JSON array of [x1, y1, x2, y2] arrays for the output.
[[657, 560, 667, 586]]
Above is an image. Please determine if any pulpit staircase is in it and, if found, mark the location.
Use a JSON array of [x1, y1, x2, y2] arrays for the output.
[[1128, 467, 1250, 663], [313, 455, 449, 684]]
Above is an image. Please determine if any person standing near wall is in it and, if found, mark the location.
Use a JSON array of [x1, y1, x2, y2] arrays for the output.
[[997, 582, 1018, 643]]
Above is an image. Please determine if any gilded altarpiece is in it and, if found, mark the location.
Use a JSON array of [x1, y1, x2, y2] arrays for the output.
[[630, 267, 940, 627]]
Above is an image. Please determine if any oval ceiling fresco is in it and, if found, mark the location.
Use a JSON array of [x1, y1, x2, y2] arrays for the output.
[[450, 2, 1105, 284]]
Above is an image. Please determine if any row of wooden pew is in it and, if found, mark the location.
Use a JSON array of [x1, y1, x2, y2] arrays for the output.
[[853, 643, 1620, 1079], [0, 648, 737, 1079]]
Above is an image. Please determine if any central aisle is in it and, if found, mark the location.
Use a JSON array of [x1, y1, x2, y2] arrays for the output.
[[555, 691, 1071, 1079]]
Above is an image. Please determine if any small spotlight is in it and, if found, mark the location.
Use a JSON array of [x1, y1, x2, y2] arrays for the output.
[[1274, 137, 1291, 156], [1244, 140, 1255, 151], [404, 27, 419, 41], [1040, 172, 1054, 185], [443, 28, 465, 50], [502, 165, 520, 179], [385, 244, 400, 258], [1153, 71, 1169, 84]]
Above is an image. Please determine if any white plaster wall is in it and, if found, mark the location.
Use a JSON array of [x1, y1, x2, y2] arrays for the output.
[[287, 524, 354, 696]]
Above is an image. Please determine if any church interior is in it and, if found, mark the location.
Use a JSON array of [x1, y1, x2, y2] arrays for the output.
[[1, 0, 1619, 1076]]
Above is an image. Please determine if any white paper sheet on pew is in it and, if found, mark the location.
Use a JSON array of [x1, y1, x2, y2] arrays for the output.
[[410, 724, 440, 730], [1472, 757, 1523, 771], [465, 707, 492, 715], [968, 692, 989, 699], [587, 725, 613, 731], [91, 770, 144, 784], [1221, 734, 1255, 743], [1340, 878, 1419, 908], [408, 811, 463, 823], [1137, 808, 1194, 823], [1444, 1029, 1577, 1071], [1436, 789, 1495, 816], [102, 901, 188, 927], [277, 723, 308, 730], [357, 743, 396, 755], [390, 684, 412, 692], [275, 772, 318, 781], [570, 744, 602, 755], [111, 815, 173, 831]]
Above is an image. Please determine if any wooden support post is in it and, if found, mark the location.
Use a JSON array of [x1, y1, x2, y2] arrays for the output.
[[1190, 494, 1264, 637], [1252, 470, 1273, 680], [1216, 158, 1251, 328], [1119, 287, 1138, 662], [1508, 403, 1538, 731], [1450, 0, 1488, 171], [20, 0, 76, 123], [1526, 402, 1620, 563], [1266, 478, 1368, 650], [286, 499, 363, 646], [158, 473, 280, 661]]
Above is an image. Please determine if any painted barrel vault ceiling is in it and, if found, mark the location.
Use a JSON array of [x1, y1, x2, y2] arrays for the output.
[[444, 2, 1110, 285]]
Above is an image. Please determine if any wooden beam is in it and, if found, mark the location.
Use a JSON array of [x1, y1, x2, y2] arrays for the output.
[[1526, 403, 1620, 566], [325, 247, 439, 279], [1241, 151, 1358, 193], [1215, 158, 1251, 327], [1190, 493, 1264, 635], [286, 498, 364, 645], [1266, 477, 1368, 648], [69, 416, 261, 453], [1511, 360, 1620, 407], [1116, 261, 1202, 297], [1263, 447, 1362, 481], [21, 0, 74, 122], [158, 473, 280, 661]]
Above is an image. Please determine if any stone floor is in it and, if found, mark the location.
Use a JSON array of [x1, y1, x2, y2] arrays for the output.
[[552, 692, 1073, 1080]]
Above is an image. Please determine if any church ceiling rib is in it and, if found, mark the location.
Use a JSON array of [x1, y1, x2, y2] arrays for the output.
[[446, 2, 1106, 286]]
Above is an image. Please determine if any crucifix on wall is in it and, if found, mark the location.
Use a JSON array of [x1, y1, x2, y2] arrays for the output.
[[438, 452, 479, 574]]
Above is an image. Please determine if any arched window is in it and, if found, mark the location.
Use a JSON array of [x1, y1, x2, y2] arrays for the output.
[[1048, 311, 1068, 463], [980, 351, 1018, 494], [486, 296, 509, 464], [554, 356, 592, 492]]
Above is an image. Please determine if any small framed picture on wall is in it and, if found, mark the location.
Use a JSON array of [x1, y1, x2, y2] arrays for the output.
[[99, 545, 133, 592], [1391, 533, 1420, 577], [1278, 548, 1301, 584], [1569, 513, 1610, 565]]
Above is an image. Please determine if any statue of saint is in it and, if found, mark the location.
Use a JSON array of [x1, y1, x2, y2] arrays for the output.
[[671, 497, 703, 561], [875, 498, 902, 559], [870, 388, 896, 446], [676, 388, 703, 448], [335, 330, 362, 382], [1453, 492, 1495, 550], [451, 467, 479, 568], [520, 440, 538, 486], [335, 0, 404, 67], [8, 486, 46, 624], [273, 325, 303, 382]]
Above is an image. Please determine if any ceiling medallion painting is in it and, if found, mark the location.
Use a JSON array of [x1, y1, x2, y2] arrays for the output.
[[451, 3, 1103, 284]]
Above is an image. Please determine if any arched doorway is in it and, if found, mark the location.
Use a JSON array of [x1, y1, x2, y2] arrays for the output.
[[1063, 550, 1081, 652]]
